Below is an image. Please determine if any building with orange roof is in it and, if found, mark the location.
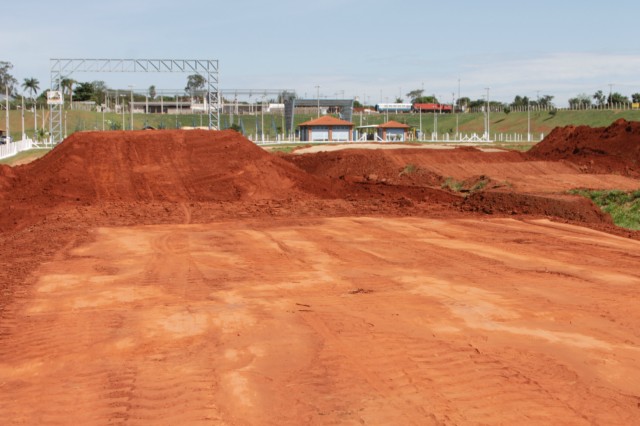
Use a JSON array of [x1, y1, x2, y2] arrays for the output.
[[298, 115, 354, 142], [377, 120, 410, 142]]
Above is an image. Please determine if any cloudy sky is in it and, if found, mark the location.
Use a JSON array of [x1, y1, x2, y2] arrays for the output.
[[2, 0, 639, 106]]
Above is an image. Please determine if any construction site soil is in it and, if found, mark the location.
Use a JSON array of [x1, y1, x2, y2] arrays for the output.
[[1, 126, 639, 424]]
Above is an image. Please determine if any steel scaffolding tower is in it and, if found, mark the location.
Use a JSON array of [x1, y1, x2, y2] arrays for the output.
[[49, 58, 219, 143]]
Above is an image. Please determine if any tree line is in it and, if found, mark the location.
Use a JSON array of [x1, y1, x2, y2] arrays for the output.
[[3, 60, 640, 111]]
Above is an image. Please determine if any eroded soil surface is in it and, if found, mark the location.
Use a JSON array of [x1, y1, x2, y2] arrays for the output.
[[1, 125, 640, 424]]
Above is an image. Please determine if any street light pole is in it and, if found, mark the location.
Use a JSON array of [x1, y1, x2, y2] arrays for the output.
[[485, 87, 490, 141], [120, 95, 125, 130], [452, 92, 456, 137], [419, 106, 422, 141], [33, 97, 37, 138], [129, 86, 134, 130], [5, 86, 9, 142], [21, 94, 25, 140], [261, 96, 265, 142], [315, 85, 320, 118], [527, 99, 531, 142], [608, 83, 614, 108]]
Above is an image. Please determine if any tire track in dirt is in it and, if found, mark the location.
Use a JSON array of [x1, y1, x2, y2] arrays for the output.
[[0, 225, 232, 425], [2, 217, 640, 424], [251, 217, 640, 424]]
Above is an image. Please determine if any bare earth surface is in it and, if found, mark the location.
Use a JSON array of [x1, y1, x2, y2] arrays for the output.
[[2, 217, 640, 425], [2, 125, 640, 425]]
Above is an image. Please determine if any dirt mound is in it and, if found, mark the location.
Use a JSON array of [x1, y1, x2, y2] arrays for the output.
[[528, 119, 640, 176], [1, 130, 636, 234], [285, 148, 500, 188], [459, 191, 612, 224], [3, 130, 335, 205], [0, 164, 16, 192]]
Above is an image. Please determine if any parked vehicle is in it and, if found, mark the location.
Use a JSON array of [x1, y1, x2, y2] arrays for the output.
[[374, 103, 454, 113], [412, 103, 453, 113], [374, 103, 413, 113]]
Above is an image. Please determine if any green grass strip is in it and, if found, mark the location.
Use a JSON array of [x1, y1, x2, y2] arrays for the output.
[[569, 189, 640, 230]]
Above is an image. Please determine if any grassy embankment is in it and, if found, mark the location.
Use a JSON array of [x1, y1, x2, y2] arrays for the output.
[[3, 108, 640, 146], [570, 189, 640, 230]]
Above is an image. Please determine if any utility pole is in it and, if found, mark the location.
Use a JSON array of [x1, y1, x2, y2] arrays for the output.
[[527, 98, 531, 142], [5, 86, 9, 142], [21, 95, 25, 140], [129, 85, 134, 130], [34, 96, 37, 138], [419, 106, 422, 141], [608, 83, 614, 107], [485, 87, 490, 141], [315, 85, 320, 118], [452, 92, 457, 137]]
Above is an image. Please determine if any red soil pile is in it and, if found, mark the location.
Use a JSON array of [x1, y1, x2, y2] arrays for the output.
[[0, 130, 632, 235], [460, 191, 612, 224], [1, 130, 335, 206], [286, 148, 524, 187], [286, 149, 444, 187], [528, 119, 640, 176]]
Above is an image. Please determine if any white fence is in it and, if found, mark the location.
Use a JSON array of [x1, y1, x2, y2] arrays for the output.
[[0, 138, 36, 160], [251, 132, 545, 145]]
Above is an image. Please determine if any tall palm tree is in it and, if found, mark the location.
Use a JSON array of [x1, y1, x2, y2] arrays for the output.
[[60, 77, 76, 109], [22, 78, 40, 133], [21, 77, 39, 101]]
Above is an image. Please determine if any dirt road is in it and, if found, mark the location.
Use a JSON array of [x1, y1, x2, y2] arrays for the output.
[[2, 216, 639, 425]]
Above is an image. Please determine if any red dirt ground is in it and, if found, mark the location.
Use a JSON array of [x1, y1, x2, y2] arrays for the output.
[[1, 128, 639, 424]]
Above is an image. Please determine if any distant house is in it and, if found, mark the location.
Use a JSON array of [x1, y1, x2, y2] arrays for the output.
[[298, 116, 354, 142], [377, 120, 410, 142]]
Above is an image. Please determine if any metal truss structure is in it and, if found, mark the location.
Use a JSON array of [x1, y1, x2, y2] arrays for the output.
[[219, 89, 294, 99], [49, 58, 219, 143]]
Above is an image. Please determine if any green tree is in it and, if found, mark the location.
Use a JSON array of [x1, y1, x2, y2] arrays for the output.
[[73, 82, 95, 102], [60, 77, 77, 108], [277, 90, 295, 103], [593, 90, 606, 107], [568, 93, 591, 109], [414, 95, 438, 104], [456, 97, 470, 109], [185, 74, 206, 95], [406, 89, 424, 103], [607, 92, 630, 105], [91, 81, 108, 104], [510, 95, 530, 108], [468, 98, 486, 109], [632, 93, 640, 103], [538, 95, 554, 108], [21, 77, 40, 102], [22, 77, 40, 133], [395, 97, 404, 103], [0, 61, 18, 95], [148, 85, 156, 99]]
